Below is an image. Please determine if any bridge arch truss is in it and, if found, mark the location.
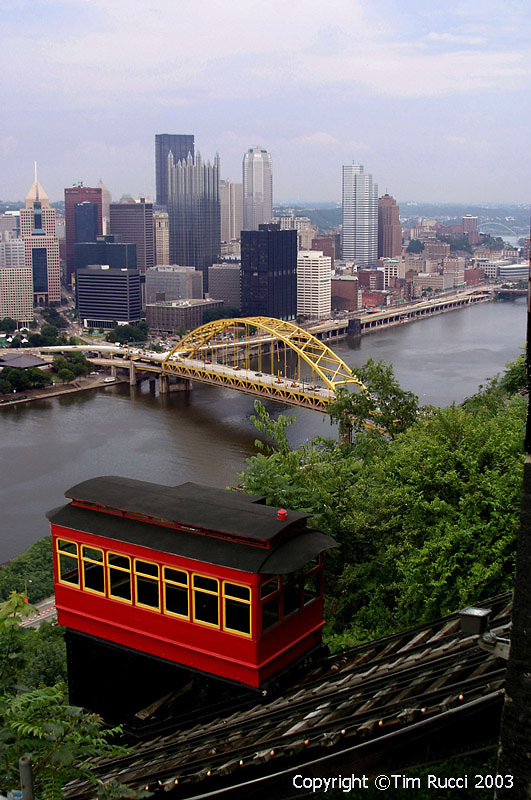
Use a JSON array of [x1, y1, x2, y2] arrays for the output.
[[162, 317, 363, 410]]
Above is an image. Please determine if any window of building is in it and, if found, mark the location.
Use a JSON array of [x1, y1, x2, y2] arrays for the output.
[[163, 567, 189, 618], [223, 582, 251, 637], [56, 539, 79, 586], [134, 559, 160, 610], [81, 545, 105, 595], [107, 552, 132, 603], [192, 574, 219, 628]]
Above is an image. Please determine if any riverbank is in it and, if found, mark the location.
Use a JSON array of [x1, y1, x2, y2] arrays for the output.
[[0, 372, 128, 407]]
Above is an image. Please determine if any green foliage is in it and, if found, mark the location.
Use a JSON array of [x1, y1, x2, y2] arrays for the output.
[[20, 623, 68, 689], [239, 356, 526, 649], [41, 308, 68, 329], [52, 352, 90, 381], [0, 596, 151, 799], [106, 324, 148, 344], [203, 307, 242, 324], [57, 368, 75, 384], [327, 358, 419, 439], [407, 239, 424, 253], [0, 367, 32, 392], [0, 682, 133, 799], [0, 537, 54, 604], [0, 365, 52, 393], [0, 317, 19, 333], [0, 593, 36, 692]]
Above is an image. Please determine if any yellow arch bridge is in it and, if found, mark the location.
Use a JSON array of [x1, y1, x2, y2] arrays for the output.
[[159, 317, 363, 411], [34, 318, 364, 412]]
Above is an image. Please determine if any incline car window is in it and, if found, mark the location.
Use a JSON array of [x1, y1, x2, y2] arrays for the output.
[[107, 552, 132, 603], [57, 539, 79, 586], [163, 567, 189, 618], [223, 582, 251, 636], [193, 574, 219, 628], [134, 559, 160, 610], [81, 545, 105, 594]]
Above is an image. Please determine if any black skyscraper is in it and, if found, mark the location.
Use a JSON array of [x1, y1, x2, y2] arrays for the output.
[[241, 225, 297, 320], [155, 134, 195, 208], [74, 236, 137, 271], [74, 202, 98, 245], [168, 152, 220, 292]]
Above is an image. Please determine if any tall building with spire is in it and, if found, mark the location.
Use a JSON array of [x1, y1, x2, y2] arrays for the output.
[[167, 152, 220, 292], [341, 162, 378, 267], [20, 177, 61, 305], [378, 194, 402, 259], [155, 134, 195, 208], [242, 146, 272, 231]]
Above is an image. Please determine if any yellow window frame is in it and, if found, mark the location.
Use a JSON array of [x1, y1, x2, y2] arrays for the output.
[[192, 573, 220, 629], [162, 566, 190, 620], [106, 551, 132, 604], [133, 558, 161, 612], [80, 545, 105, 596], [56, 538, 80, 587], [222, 580, 252, 638]]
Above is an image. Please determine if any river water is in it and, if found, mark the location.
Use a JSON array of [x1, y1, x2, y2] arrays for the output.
[[1, 299, 526, 562]]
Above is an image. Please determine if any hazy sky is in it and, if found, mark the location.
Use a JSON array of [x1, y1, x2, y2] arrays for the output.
[[2, 0, 530, 204]]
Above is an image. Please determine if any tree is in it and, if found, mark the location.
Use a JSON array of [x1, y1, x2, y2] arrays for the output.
[[407, 239, 424, 253], [57, 368, 75, 384], [106, 324, 148, 344], [203, 307, 242, 324], [0, 537, 55, 604], [239, 357, 526, 648], [0, 594, 151, 799], [0, 318, 18, 333], [327, 358, 419, 440]]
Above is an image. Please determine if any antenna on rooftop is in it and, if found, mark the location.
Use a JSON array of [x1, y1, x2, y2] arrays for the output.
[[34, 161, 39, 201]]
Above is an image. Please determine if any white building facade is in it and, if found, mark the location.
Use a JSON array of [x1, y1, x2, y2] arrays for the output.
[[242, 147, 272, 231], [342, 162, 378, 268], [297, 250, 331, 320]]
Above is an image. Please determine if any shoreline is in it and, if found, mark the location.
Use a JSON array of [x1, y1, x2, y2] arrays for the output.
[[0, 373, 128, 407]]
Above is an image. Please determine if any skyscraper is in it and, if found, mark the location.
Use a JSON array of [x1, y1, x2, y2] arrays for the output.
[[296, 250, 331, 320], [240, 225, 297, 320], [220, 180, 243, 243], [167, 152, 220, 292], [64, 184, 103, 281], [20, 179, 61, 305], [242, 146, 273, 231], [0, 239, 33, 326], [155, 134, 195, 208], [341, 162, 378, 267], [377, 194, 402, 259], [74, 202, 99, 245], [153, 211, 170, 266], [97, 179, 112, 235], [109, 198, 154, 274]]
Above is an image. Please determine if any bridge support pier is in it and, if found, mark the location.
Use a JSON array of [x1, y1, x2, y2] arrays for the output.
[[159, 375, 193, 394], [111, 366, 117, 378], [129, 363, 136, 386]]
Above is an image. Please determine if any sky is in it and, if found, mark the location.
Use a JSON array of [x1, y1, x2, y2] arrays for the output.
[[1, 0, 530, 204]]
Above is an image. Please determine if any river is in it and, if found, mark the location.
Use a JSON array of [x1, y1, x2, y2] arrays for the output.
[[0, 299, 526, 562]]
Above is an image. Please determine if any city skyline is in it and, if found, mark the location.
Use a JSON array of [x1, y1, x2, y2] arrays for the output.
[[1, 0, 530, 204]]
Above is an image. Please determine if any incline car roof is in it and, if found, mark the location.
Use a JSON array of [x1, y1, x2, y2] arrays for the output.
[[47, 477, 337, 573], [62, 476, 308, 542]]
